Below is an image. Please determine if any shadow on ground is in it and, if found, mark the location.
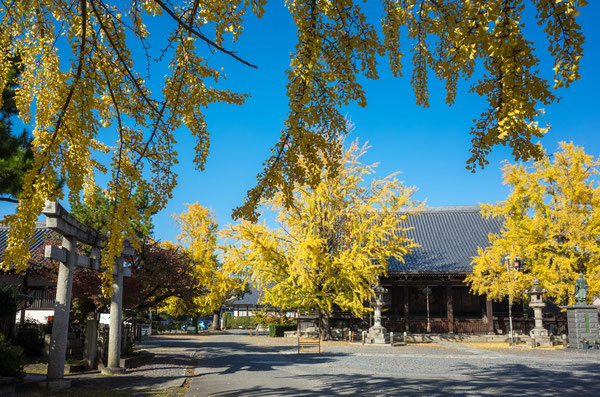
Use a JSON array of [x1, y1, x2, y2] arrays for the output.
[[193, 354, 600, 396], [194, 339, 343, 377]]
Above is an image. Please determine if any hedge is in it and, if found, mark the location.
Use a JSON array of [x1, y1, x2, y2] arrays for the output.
[[268, 324, 297, 337], [0, 334, 25, 380], [14, 321, 44, 357], [224, 314, 258, 329]]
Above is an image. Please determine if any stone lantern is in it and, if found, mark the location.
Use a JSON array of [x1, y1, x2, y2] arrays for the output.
[[367, 285, 389, 344], [526, 277, 552, 347]]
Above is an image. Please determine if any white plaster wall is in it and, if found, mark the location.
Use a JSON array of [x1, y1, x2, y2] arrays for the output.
[[15, 309, 54, 324]]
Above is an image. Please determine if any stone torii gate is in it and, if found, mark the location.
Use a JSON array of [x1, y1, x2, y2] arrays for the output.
[[42, 201, 133, 388]]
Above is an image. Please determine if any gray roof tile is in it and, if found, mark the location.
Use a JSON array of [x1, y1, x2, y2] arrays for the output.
[[233, 289, 262, 305], [388, 205, 503, 274], [0, 223, 56, 262]]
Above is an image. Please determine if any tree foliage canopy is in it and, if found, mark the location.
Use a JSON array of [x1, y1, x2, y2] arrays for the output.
[[467, 142, 600, 305], [162, 203, 243, 318], [0, 1, 588, 290], [222, 139, 421, 318], [33, 192, 193, 310], [0, 62, 33, 202]]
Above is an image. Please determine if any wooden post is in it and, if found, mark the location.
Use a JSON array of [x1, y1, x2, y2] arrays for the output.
[[46, 236, 76, 386], [446, 284, 454, 334], [103, 258, 125, 374], [403, 285, 409, 332], [486, 298, 494, 334]]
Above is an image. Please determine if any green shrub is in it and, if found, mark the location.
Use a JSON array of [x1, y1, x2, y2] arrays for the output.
[[222, 312, 232, 328], [151, 320, 186, 332], [122, 340, 136, 357], [224, 315, 257, 329], [14, 321, 44, 357], [0, 334, 25, 380], [0, 285, 19, 340], [269, 323, 297, 337]]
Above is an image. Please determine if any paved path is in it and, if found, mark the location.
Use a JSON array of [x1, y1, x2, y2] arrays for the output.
[[70, 334, 196, 390], [18, 334, 199, 395], [187, 334, 600, 396]]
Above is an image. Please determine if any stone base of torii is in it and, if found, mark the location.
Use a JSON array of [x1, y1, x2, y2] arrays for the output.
[[40, 201, 133, 389]]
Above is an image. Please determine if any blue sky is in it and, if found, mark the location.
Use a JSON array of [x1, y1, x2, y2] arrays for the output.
[[1, 2, 599, 243]]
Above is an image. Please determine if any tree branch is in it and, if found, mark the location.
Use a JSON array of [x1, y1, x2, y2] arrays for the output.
[[153, 0, 257, 69]]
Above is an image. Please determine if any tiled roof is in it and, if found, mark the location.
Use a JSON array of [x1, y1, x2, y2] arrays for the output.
[[388, 205, 503, 274], [232, 289, 263, 306], [0, 222, 56, 262]]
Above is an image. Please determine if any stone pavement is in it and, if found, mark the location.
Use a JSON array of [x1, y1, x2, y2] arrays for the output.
[[187, 333, 600, 396], [17, 334, 201, 395]]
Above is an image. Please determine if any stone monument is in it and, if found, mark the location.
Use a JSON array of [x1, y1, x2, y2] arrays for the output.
[[526, 277, 552, 347], [566, 273, 599, 349], [367, 285, 389, 344]]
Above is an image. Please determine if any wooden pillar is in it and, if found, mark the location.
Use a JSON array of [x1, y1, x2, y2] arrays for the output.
[[47, 236, 76, 384], [403, 285, 409, 331], [486, 298, 494, 334], [446, 284, 454, 333]]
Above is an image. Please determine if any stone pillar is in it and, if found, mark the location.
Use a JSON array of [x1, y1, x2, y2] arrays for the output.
[[446, 285, 454, 333], [83, 313, 98, 369], [47, 236, 76, 385], [403, 286, 409, 332], [103, 259, 125, 374], [566, 305, 600, 349], [486, 299, 494, 334]]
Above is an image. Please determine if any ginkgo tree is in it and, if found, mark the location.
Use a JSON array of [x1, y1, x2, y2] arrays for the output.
[[467, 142, 600, 305], [162, 202, 244, 330], [0, 1, 588, 294], [222, 139, 422, 337]]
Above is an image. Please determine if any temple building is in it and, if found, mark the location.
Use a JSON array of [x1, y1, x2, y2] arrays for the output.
[[382, 205, 503, 334]]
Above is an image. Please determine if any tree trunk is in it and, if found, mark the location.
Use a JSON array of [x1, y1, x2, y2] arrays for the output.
[[318, 309, 333, 340], [193, 314, 199, 334], [211, 310, 220, 330]]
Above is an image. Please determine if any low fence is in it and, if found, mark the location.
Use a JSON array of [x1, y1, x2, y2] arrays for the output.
[[383, 314, 568, 335], [494, 313, 567, 336]]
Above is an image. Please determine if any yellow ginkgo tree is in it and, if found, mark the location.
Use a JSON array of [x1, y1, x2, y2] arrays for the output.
[[0, 1, 588, 294], [467, 142, 600, 305], [162, 203, 244, 330], [223, 139, 422, 337]]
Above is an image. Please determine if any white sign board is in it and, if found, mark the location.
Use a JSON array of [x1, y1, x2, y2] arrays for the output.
[[99, 313, 110, 325]]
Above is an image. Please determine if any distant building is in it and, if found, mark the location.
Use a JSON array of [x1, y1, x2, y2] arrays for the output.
[[230, 289, 263, 317], [0, 222, 57, 324]]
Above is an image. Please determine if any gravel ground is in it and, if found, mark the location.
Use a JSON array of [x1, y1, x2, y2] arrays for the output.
[[188, 333, 600, 396]]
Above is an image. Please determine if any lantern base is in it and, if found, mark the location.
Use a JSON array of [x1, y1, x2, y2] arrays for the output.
[[367, 325, 389, 344]]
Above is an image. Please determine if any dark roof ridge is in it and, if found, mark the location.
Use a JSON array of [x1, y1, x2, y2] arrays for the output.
[[413, 205, 482, 213], [0, 221, 48, 229]]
